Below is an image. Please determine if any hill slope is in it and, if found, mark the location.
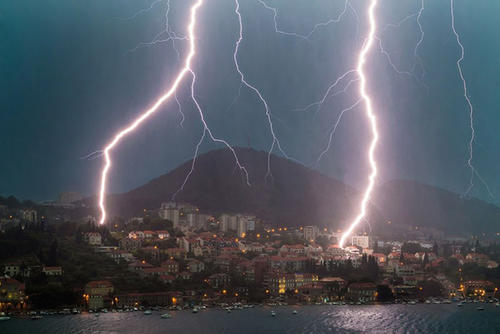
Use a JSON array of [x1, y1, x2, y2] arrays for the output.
[[105, 148, 361, 228], [103, 148, 500, 234]]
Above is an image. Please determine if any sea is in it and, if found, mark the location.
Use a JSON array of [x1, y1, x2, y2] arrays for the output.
[[1, 304, 500, 334]]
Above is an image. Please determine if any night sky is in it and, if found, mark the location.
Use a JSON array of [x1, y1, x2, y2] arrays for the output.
[[1, 0, 499, 205]]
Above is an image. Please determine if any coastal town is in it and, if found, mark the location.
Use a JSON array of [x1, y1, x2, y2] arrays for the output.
[[1, 197, 500, 319]]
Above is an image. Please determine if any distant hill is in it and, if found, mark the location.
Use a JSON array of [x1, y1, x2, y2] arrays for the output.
[[101, 148, 500, 234], [375, 180, 500, 234], [103, 148, 360, 228]]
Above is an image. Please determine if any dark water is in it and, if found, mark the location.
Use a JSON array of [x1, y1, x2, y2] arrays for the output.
[[2, 304, 500, 334]]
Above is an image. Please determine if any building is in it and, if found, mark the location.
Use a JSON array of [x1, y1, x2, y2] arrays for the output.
[[266, 272, 319, 295], [207, 273, 231, 288], [187, 259, 205, 273], [162, 259, 179, 274], [351, 235, 372, 249], [237, 219, 248, 238], [20, 209, 37, 223], [42, 266, 63, 276], [84, 280, 114, 310], [0, 277, 25, 310], [159, 202, 180, 229], [346, 282, 377, 302], [84, 232, 102, 246], [303, 226, 319, 242], [115, 292, 173, 308]]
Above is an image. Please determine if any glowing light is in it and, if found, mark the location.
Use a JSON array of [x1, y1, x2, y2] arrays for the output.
[[98, 0, 205, 225], [339, 0, 379, 249]]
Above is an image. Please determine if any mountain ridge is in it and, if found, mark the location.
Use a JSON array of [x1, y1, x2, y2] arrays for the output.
[[100, 148, 500, 234]]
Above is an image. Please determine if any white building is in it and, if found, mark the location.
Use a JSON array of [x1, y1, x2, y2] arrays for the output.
[[21, 209, 37, 223], [84, 232, 102, 246], [351, 235, 372, 249], [303, 226, 319, 242]]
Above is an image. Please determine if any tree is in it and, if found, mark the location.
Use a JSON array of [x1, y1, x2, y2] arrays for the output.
[[422, 252, 429, 267], [47, 239, 58, 266]]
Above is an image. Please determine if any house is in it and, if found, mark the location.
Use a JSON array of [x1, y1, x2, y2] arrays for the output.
[[128, 231, 145, 239], [178, 271, 193, 280], [265, 272, 319, 295], [279, 244, 306, 255], [142, 267, 170, 278], [128, 260, 154, 272], [0, 277, 26, 309], [84, 280, 114, 310], [84, 232, 102, 246], [157, 230, 170, 239], [109, 250, 135, 263], [162, 259, 179, 274], [207, 273, 231, 288], [144, 230, 155, 239], [164, 248, 187, 260], [270, 256, 307, 271], [346, 282, 377, 302], [187, 259, 205, 273], [42, 266, 63, 276], [160, 275, 175, 284]]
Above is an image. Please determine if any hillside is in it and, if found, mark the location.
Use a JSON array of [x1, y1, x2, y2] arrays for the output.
[[102, 148, 500, 234], [375, 180, 500, 234], [104, 148, 361, 228]]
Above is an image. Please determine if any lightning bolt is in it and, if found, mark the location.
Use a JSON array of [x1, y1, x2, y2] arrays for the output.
[[450, 0, 482, 198], [126, 0, 187, 55], [339, 0, 379, 249], [98, 0, 249, 225], [256, 0, 351, 41], [233, 0, 298, 181]]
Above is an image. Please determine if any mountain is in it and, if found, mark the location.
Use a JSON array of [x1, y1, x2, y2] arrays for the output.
[[104, 148, 361, 228], [102, 148, 500, 234], [375, 180, 500, 234]]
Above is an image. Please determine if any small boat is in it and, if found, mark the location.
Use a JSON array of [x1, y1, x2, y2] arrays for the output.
[[95, 313, 100, 317], [443, 300, 451, 304], [0, 312, 10, 321], [144, 310, 152, 315], [271, 311, 276, 317], [495, 303, 500, 307], [292, 310, 298, 314], [72, 308, 79, 314], [30, 315, 43, 320], [457, 302, 464, 307], [160, 313, 171, 319], [192, 308, 199, 313], [477, 307, 485, 311], [102, 309, 108, 313]]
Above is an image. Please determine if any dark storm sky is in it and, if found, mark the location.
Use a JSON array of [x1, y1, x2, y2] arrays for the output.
[[1, 0, 499, 204]]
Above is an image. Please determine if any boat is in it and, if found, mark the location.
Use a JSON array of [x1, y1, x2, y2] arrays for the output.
[[144, 310, 152, 315], [30, 315, 43, 320], [72, 308, 79, 314], [495, 303, 500, 307], [477, 307, 485, 311], [0, 312, 10, 321], [443, 300, 451, 304], [271, 311, 276, 317], [192, 308, 199, 313], [161, 313, 172, 319], [95, 313, 100, 317], [457, 302, 464, 307], [292, 310, 298, 314]]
